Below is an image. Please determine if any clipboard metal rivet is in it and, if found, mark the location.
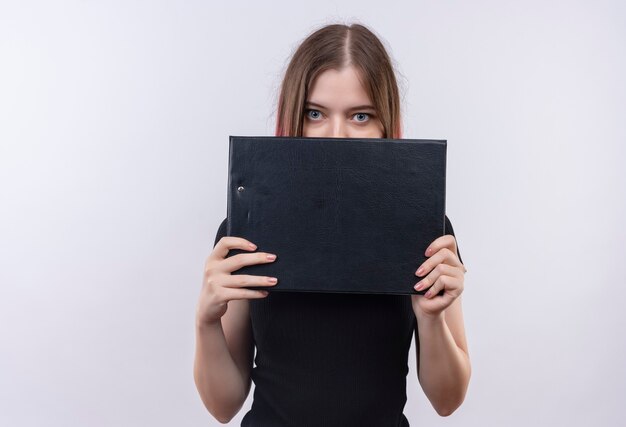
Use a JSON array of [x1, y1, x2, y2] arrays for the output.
[[237, 186, 245, 192]]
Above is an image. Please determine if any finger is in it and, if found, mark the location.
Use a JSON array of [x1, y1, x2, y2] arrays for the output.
[[212, 236, 258, 260], [221, 273, 278, 289], [424, 273, 462, 299], [424, 234, 460, 260], [417, 291, 452, 312], [220, 251, 277, 274], [415, 247, 464, 278], [415, 263, 460, 293], [221, 287, 270, 301]]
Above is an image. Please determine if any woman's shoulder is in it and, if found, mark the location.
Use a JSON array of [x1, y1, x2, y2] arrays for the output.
[[444, 214, 455, 236], [213, 217, 228, 247], [444, 214, 463, 265]]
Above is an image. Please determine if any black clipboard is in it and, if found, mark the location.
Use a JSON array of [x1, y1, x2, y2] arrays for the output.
[[225, 135, 447, 295]]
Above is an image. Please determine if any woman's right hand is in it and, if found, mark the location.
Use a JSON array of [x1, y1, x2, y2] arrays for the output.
[[196, 236, 278, 326]]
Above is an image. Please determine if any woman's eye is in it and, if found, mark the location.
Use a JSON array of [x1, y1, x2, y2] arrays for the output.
[[305, 109, 372, 123], [353, 113, 370, 123], [305, 109, 322, 120]]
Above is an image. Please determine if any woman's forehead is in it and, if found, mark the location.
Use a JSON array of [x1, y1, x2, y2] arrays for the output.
[[307, 67, 373, 110]]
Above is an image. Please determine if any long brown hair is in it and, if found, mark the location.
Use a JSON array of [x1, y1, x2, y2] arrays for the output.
[[274, 23, 403, 139]]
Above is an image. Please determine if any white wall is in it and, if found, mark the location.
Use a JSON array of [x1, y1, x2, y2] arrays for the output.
[[1, 1, 624, 425]]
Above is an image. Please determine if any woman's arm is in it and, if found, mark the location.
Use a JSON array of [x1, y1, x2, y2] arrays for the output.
[[194, 219, 258, 423], [414, 295, 471, 416], [194, 300, 254, 424], [411, 217, 471, 415]]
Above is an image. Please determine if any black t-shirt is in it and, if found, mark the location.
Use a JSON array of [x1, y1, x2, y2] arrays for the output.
[[213, 216, 463, 427]]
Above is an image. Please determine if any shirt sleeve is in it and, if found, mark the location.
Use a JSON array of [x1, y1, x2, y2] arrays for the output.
[[444, 214, 464, 265], [213, 217, 228, 248]]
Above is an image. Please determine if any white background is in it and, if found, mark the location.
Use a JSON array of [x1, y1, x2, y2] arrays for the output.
[[1, 1, 625, 426]]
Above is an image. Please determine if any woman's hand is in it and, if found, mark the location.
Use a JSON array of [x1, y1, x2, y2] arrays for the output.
[[196, 236, 279, 326], [411, 234, 466, 319]]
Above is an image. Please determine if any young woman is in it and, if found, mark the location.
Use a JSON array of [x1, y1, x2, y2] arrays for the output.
[[194, 23, 471, 426]]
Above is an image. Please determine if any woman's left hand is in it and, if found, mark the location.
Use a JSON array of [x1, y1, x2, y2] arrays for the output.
[[411, 234, 466, 319]]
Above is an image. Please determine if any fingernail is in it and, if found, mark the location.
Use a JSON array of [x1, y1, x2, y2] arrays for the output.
[[424, 291, 431, 298], [415, 281, 424, 291], [268, 277, 277, 283], [266, 254, 276, 261], [249, 243, 257, 249], [416, 267, 424, 276]]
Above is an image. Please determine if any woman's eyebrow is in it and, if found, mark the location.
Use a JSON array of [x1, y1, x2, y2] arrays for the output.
[[305, 101, 376, 111]]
